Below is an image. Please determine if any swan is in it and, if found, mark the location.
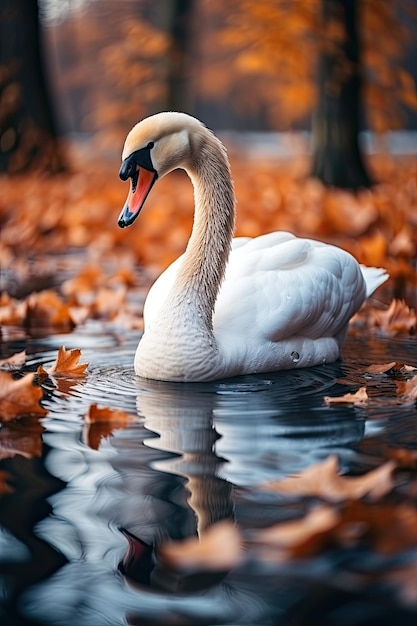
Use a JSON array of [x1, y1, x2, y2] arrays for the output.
[[117, 112, 388, 382]]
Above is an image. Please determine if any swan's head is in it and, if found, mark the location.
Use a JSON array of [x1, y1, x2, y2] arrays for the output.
[[118, 111, 203, 228]]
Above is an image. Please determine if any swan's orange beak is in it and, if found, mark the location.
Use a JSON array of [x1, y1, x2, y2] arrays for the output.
[[118, 166, 157, 228]]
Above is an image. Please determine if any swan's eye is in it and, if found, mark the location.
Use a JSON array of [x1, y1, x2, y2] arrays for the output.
[[147, 141, 154, 150]]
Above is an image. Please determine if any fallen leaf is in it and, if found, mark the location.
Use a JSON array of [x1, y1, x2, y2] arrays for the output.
[[0, 293, 27, 326], [338, 501, 417, 555], [385, 446, 417, 470], [90, 286, 127, 319], [83, 403, 137, 449], [371, 300, 417, 334], [24, 290, 76, 332], [38, 345, 88, 377], [260, 456, 396, 502], [249, 505, 340, 560], [324, 387, 368, 406], [158, 520, 243, 572], [0, 350, 26, 370], [0, 372, 47, 422], [366, 362, 417, 375], [396, 376, 417, 402]]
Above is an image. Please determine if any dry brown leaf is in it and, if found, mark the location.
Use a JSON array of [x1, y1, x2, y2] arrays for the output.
[[339, 501, 417, 555], [0, 372, 47, 422], [385, 447, 417, 470], [0, 350, 26, 370], [249, 505, 340, 560], [260, 455, 396, 502], [24, 290, 76, 332], [396, 375, 417, 402], [38, 345, 88, 377], [0, 293, 27, 326], [366, 362, 396, 374], [90, 286, 127, 319], [83, 403, 137, 450], [158, 520, 243, 572], [323, 386, 369, 406], [371, 300, 417, 334]]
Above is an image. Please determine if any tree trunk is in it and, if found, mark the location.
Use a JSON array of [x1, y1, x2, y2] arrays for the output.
[[311, 0, 372, 189], [153, 0, 195, 114], [0, 0, 65, 173]]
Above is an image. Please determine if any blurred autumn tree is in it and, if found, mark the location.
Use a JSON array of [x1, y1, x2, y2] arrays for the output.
[[199, 0, 417, 189], [0, 0, 65, 173]]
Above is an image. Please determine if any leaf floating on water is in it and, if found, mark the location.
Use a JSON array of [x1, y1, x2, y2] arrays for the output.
[[24, 290, 76, 332], [385, 446, 417, 470], [370, 300, 417, 334], [248, 505, 340, 561], [260, 455, 396, 502], [339, 501, 417, 555], [84, 404, 137, 450], [158, 520, 243, 572], [366, 362, 417, 375], [39, 345, 88, 377], [323, 386, 368, 407], [0, 350, 26, 370], [396, 375, 417, 403], [0, 372, 47, 421]]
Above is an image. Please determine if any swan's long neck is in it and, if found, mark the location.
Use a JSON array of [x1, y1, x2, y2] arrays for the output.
[[168, 132, 236, 330]]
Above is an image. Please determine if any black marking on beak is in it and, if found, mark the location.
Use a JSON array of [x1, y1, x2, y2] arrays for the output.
[[119, 143, 156, 181]]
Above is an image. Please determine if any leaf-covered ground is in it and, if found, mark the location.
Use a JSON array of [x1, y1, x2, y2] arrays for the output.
[[0, 152, 416, 619]]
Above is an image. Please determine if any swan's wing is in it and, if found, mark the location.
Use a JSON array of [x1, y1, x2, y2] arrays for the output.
[[214, 236, 366, 343]]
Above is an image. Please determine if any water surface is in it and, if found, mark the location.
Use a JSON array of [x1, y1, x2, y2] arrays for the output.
[[1, 324, 417, 625]]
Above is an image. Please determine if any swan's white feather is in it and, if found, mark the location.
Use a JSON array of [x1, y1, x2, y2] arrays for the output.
[[120, 112, 389, 382], [143, 232, 388, 378]]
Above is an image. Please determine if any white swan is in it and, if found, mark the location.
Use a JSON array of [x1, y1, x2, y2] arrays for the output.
[[118, 112, 388, 382]]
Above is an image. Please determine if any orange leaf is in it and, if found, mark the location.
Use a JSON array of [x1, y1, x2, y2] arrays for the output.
[[249, 505, 339, 560], [260, 455, 396, 502], [339, 501, 417, 555], [396, 376, 417, 403], [324, 386, 369, 406], [24, 290, 76, 332], [372, 300, 417, 334], [366, 362, 417, 375], [42, 345, 88, 376], [158, 520, 242, 572], [0, 372, 47, 421], [385, 447, 417, 470]]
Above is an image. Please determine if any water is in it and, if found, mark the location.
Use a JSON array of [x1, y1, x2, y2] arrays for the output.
[[1, 323, 417, 626]]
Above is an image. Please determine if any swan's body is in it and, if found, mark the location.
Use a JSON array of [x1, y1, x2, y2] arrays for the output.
[[118, 112, 388, 382]]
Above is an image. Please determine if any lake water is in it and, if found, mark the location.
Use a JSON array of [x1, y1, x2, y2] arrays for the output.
[[1, 324, 417, 626]]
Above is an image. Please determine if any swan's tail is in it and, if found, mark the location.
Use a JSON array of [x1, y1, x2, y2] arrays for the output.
[[360, 265, 389, 298]]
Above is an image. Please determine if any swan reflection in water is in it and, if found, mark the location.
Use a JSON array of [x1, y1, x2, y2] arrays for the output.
[[15, 362, 368, 625], [136, 364, 365, 540]]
